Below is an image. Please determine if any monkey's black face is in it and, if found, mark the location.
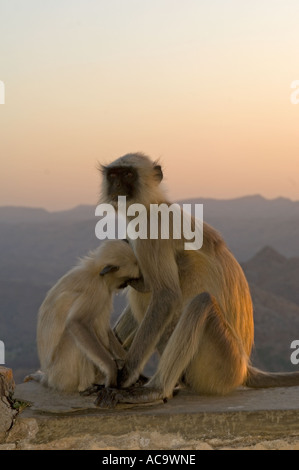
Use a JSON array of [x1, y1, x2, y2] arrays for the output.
[[105, 166, 138, 201]]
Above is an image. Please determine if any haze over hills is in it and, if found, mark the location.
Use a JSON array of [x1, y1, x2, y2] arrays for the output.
[[243, 246, 299, 306], [0, 195, 299, 383], [182, 195, 299, 260], [0, 205, 96, 224], [241, 247, 299, 372], [1, 194, 299, 264], [182, 194, 299, 219]]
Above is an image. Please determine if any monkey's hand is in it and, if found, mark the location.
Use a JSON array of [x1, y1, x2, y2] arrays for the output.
[[95, 386, 166, 408], [134, 374, 149, 386], [117, 365, 140, 388], [127, 276, 150, 293], [80, 384, 105, 396]]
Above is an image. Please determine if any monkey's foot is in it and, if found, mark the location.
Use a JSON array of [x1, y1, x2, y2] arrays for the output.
[[94, 386, 166, 409], [80, 384, 105, 396], [23, 374, 34, 383], [23, 370, 44, 383]]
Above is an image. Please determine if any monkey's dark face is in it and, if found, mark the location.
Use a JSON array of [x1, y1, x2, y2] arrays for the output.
[[105, 166, 139, 201], [100, 153, 164, 206]]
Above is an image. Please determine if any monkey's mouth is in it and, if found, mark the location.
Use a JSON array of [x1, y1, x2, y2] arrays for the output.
[[117, 277, 139, 289], [118, 280, 129, 289]]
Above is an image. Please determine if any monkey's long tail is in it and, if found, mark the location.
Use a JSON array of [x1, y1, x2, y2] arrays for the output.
[[245, 365, 299, 388]]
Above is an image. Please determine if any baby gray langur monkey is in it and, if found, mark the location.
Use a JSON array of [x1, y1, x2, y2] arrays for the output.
[[25, 239, 145, 393]]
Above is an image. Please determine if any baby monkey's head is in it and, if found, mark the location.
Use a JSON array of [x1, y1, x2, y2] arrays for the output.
[[97, 239, 140, 290]]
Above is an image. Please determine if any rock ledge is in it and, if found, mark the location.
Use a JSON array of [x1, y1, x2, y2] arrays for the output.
[[1, 378, 299, 450]]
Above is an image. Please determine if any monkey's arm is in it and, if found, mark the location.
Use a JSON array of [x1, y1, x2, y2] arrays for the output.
[[113, 304, 139, 350], [108, 329, 127, 362], [66, 302, 118, 387], [119, 240, 182, 388]]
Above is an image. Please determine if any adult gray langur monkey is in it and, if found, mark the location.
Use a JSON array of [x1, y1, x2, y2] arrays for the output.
[[26, 239, 143, 393], [96, 152, 299, 407]]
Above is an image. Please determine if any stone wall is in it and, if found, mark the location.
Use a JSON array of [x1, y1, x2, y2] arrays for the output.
[[2, 370, 299, 450], [0, 367, 17, 441]]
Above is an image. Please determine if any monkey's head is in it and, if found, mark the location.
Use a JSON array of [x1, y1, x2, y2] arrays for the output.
[[99, 152, 166, 208], [97, 239, 140, 290]]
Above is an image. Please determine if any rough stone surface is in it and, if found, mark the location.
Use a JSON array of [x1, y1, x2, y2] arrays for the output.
[[0, 368, 16, 436], [0, 367, 15, 397], [0, 400, 14, 435], [0, 381, 298, 450]]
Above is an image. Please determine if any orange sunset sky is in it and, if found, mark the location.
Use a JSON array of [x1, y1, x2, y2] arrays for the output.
[[0, 0, 299, 211]]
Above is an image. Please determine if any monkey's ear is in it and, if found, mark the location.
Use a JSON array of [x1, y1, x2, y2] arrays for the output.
[[100, 265, 120, 276], [153, 164, 163, 182]]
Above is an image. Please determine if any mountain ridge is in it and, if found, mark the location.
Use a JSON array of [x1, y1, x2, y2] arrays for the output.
[[1, 194, 299, 223]]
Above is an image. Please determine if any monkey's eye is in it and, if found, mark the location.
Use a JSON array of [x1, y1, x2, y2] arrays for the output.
[[124, 171, 133, 178], [108, 172, 117, 179]]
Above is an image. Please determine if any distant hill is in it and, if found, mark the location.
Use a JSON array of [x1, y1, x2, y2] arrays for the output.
[[1, 195, 299, 265], [181, 195, 299, 220], [0, 205, 95, 223], [0, 195, 299, 383], [0, 279, 50, 381], [248, 285, 299, 372], [180, 195, 299, 260], [243, 246, 299, 306], [242, 248, 299, 372]]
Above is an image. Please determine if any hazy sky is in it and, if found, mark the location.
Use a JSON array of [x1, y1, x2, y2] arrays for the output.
[[1, 0, 299, 210]]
